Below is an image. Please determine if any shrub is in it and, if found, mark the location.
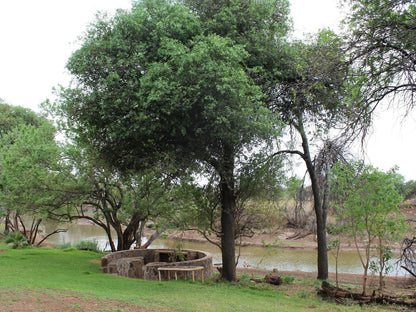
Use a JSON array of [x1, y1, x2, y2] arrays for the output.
[[5, 232, 29, 249], [280, 275, 295, 284], [74, 240, 101, 253]]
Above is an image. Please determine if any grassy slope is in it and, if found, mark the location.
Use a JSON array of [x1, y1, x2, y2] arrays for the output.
[[0, 246, 396, 312]]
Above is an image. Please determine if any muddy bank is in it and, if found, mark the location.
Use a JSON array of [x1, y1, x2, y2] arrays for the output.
[[162, 229, 318, 249], [161, 228, 379, 251]]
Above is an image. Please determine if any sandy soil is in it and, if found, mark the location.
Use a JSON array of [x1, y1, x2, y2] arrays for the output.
[[0, 289, 178, 312]]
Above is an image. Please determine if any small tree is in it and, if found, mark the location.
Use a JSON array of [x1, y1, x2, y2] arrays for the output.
[[56, 145, 177, 251], [331, 161, 406, 294], [0, 122, 78, 244], [327, 222, 346, 288], [0, 102, 52, 236]]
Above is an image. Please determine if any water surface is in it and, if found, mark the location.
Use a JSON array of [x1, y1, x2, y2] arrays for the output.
[[43, 221, 407, 276]]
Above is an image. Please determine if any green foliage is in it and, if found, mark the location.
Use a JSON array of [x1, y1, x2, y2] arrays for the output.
[[370, 246, 393, 276], [53, 242, 72, 249], [4, 232, 29, 249], [67, 144, 177, 251], [331, 160, 407, 293], [238, 273, 252, 287], [276, 29, 363, 130], [280, 275, 295, 284], [53, 0, 287, 172], [74, 240, 102, 253], [0, 103, 80, 242], [0, 122, 78, 218], [396, 179, 416, 201], [331, 161, 405, 234], [0, 101, 42, 138]]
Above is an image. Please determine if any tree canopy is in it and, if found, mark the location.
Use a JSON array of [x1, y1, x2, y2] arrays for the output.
[[0, 100, 42, 137]]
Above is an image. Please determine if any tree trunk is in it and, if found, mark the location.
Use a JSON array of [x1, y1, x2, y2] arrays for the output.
[[122, 212, 147, 250], [219, 146, 237, 282], [362, 263, 368, 295], [4, 211, 10, 233], [298, 120, 328, 280], [105, 227, 116, 252], [310, 163, 328, 280]]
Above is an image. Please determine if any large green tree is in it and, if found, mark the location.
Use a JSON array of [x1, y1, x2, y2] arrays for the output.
[[344, 0, 416, 107], [53, 0, 290, 281]]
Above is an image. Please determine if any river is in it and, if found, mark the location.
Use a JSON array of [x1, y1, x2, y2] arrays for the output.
[[43, 221, 407, 277]]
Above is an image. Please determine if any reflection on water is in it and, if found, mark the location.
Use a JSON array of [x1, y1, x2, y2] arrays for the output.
[[42, 221, 407, 276]]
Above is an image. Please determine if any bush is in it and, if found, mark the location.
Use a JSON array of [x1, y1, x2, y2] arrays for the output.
[[74, 240, 101, 253], [280, 275, 295, 284], [5, 232, 29, 249]]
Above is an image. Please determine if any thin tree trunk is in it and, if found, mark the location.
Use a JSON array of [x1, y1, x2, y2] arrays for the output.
[[363, 263, 368, 295], [105, 227, 116, 252], [298, 120, 328, 280], [4, 211, 10, 233], [335, 243, 340, 288], [136, 221, 146, 248], [30, 219, 42, 245]]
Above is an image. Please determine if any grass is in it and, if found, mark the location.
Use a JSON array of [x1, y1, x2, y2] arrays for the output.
[[0, 245, 405, 311]]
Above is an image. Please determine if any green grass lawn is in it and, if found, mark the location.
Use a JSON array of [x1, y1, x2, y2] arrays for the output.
[[0, 245, 401, 311]]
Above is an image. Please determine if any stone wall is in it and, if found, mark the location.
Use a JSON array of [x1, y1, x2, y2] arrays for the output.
[[101, 249, 213, 281]]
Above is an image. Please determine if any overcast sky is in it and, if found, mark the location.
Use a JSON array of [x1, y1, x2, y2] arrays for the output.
[[0, 0, 415, 180]]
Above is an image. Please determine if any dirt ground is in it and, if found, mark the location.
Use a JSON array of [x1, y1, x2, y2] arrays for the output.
[[0, 288, 179, 312]]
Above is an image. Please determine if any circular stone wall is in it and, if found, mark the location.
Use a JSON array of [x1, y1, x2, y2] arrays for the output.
[[101, 248, 213, 281]]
